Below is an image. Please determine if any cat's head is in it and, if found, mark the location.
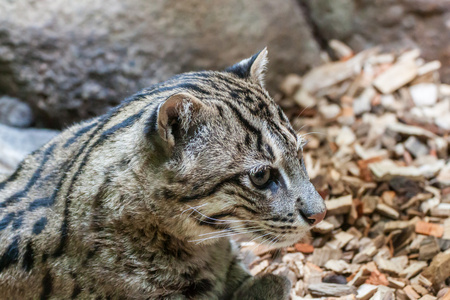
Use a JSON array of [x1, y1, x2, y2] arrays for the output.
[[148, 49, 326, 248]]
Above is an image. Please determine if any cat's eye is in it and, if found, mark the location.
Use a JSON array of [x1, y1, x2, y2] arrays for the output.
[[249, 168, 271, 188]]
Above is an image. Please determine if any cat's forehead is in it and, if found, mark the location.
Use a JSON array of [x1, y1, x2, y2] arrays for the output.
[[203, 72, 299, 152]]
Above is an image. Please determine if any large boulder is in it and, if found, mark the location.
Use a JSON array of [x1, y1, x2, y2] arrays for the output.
[[0, 0, 323, 129]]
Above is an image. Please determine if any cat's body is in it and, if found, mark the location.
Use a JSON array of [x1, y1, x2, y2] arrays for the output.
[[0, 50, 326, 299]]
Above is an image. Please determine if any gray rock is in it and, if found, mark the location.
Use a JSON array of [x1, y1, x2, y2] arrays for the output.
[[0, 124, 59, 175], [0, 0, 322, 128], [0, 96, 34, 128]]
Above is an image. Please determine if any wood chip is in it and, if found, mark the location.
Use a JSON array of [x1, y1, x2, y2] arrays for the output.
[[327, 231, 355, 249], [294, 243, 314, 254], [415, 221, 444, 238], [418, 237, 440, 261], [384, 218, 417, 233], [371, 286, 395, 300], [376, 203, 400, 219], [369, 160, 424, 181], [302, 48, 377, 94], [419, 295, 437, 300], [421, 252, 450, 290], [404, 285, 421, 300], [329, 39, 354, 59], [374, 256, 402, 276], [411, 284, 429, 297], [324, 259, 351, 273], [311, 247, 342, 267], [348, 266, 372, 287], [361, 196, 379, 214], [443, 218, 450, 240], [399, 261, 428, 279], [303, 262, 323, 286], [417, 274, 432, 289], [353, 245, 377, 264], [373, 60, 418, 94], [430, 203, 450, 217], [326, 195, 353, 215], [356, 284, 378, 300], [417, 60, 441, 76], [308, 283, 357, 297], [397, 289, 409, 300], [312, 220, 334, 234], [386, 123, 436, 139], [250, 259, 269, 276], [388, 277, 406, 289]]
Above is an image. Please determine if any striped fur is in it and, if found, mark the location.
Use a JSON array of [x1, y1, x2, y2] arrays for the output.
[[0, 50, 325, 299]]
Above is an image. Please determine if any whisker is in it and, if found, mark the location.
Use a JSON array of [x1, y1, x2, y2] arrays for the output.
[[189, 207, 258, 224], [190, 228, 265, 244], [180, 203, 207, 216], [297, 105, 311, 118], [298, 132, 326, 138], [198, 225, 259, 237]]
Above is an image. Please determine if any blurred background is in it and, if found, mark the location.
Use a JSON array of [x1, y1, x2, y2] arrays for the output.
[[0, 1, 449, 298], [0, 0, 449, 129]]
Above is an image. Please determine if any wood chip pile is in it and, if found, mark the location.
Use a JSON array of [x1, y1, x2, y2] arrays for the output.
[[240, 41, 450, 300]]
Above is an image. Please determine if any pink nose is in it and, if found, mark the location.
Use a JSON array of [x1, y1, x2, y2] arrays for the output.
[[307, 210, 326, 226]]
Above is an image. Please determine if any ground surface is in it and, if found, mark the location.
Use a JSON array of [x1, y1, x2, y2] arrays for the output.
[[240, 44, 450, 300]]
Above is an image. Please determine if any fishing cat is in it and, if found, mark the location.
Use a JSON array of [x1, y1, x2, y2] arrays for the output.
[[0, 49, 326, 299]]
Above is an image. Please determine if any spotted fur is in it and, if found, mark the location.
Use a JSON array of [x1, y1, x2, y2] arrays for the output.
[[0, 49, 325, 299]]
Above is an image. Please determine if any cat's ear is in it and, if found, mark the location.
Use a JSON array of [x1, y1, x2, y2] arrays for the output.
[[225, 48, 268, 87], [157, 92, 206, 149]]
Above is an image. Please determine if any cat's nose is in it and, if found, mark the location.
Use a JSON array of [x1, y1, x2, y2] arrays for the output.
[[305, 210, 326, 226]]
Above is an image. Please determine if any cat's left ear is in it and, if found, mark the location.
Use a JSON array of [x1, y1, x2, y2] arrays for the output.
[[225, 48, 268, 87]]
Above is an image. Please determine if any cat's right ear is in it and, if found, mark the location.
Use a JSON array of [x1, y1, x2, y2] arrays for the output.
[[156, 92, 206, 150]]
